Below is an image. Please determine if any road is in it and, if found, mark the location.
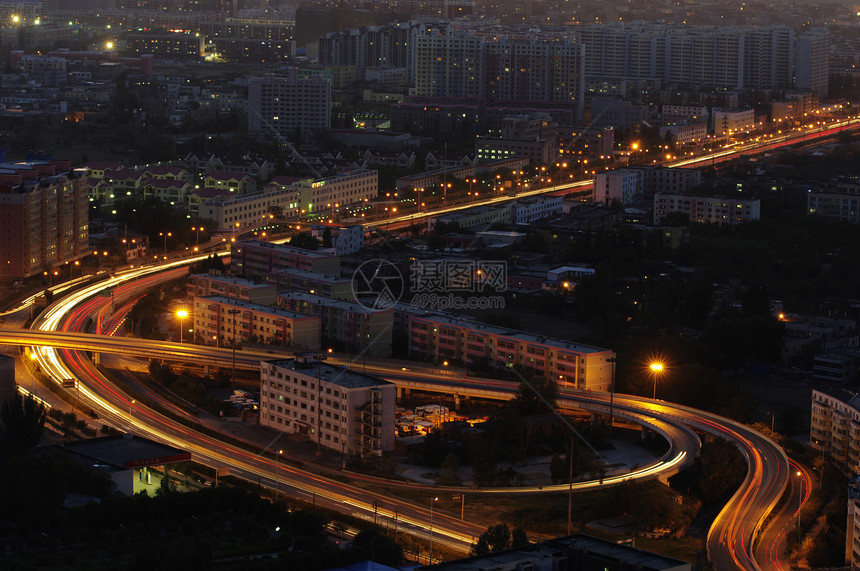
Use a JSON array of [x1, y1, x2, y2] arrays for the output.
[[5, 320, 786, 570]]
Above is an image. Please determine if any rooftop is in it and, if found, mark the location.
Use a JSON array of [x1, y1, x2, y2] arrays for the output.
[[267, 356, 391, 389], [55, 435, 190, 471], [202, 296, 318, 320]]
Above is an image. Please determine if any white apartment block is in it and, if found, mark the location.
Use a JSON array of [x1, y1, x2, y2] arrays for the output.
[[811, 389, 860, 474], [662, 105, 709, 124], [653, 193, 760, 225], [407, 313, 616, 392], [808, 190, 860, 225], [198, 169, 377, 232], [593, 169, 644, 205], [247, 70, 331, 136], [278, 291, 394, 357], [511, 196, 564, 224], [659, 122, 709, 148], [638, 166, 702, 196], [260, 355, 395, 457], [713, 108, 757, 138], [192, 296, 320, 349], [310, 224, 365, 256]]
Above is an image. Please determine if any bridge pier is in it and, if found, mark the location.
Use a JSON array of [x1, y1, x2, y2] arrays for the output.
[[92, 352, 100, 365], [398, 387, 410, 399]]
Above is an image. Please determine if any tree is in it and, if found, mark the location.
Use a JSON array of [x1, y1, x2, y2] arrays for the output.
[[472, 523, 528, 555], [290, 231, 319, 250], [0, 393, 47, 459], [440, 452, 462, 485], [693, 438, 746, 503], [509, 375, 559, 416]]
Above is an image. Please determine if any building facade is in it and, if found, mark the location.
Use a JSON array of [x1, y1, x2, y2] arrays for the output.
[[653, 193, 761, 225], [260, 355, 395, 457], [406, 312, 616, 391], [192, 295, 320, 349], [0, 163, 89, 280], [247, 70, 331, 136], [231, 240, 341, 279]]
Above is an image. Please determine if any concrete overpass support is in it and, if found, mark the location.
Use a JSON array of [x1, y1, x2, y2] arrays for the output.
[[398, 387, 410, 399]]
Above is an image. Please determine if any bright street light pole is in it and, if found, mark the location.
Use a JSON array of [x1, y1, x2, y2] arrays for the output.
[[429, 496, 438, 564], [176, 309, 188, 343], [650, 362, 664, 400], [228, 308, 241, 387]]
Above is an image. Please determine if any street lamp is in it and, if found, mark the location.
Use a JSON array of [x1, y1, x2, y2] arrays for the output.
[[176, 309, 188, 343], [649, 362, 664, 400], [796, 470, 803, 543], [228, 308, 241, 387], [191, 226, 203, 248], [128, 398, 135, 432], [429, 496, 438, 564], [275, 449, 283, 501], [159, 231, 172, 256]]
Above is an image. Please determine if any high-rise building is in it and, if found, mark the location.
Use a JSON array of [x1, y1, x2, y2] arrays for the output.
[[796, 28, 830, 97], [574, 22, 825, 95], [0, 162, 88, 281], [247, 70, 331, 137], [414, 30, 485, 99]]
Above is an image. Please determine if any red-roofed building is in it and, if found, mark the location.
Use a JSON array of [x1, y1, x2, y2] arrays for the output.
[[205, 171, 256, 194], [143, 165, 192, 184], [142, 178, 193, 206], [187, 187, 232, 214], [84, 161, 124, 179]]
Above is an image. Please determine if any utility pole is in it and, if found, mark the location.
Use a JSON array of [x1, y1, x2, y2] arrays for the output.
[[228, 308, 241, 387], [316, 353, 323, 456]]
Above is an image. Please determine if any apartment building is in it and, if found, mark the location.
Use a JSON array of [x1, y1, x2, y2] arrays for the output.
[[198, 169, 377, 231], [593, 169, 644, 205], [192, 295, 320, 349], [808, 187, 860, 224], [260, 355, 395, 457], [811, 389, 860, 475], [186, 273, 277, 305], [653, 193, 761, 225], [247, 70, 331, 137], [407, 313, 616, 391], [0, 162, 89, 280], [638, 166, 703, 197], [267, 267, 353, 301], [231, 240, 341, 280], [278, 292, 393, 357]]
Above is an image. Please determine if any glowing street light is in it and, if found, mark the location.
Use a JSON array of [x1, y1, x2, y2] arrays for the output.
[[176, 309, 188, 343], [649, 362, 664, 400]]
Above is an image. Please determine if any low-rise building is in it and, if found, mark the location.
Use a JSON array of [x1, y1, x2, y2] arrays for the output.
[[594, 169, 644, 205], [260, 355, 395, 457], [406, 312, 615, 391], [419, 533, 690, 571], [232, 240, 341, 279], [653, 193, 760, 225], [192, 296, 320, 349], [187, 273, 277, 305], [268, 267, 353, 300], [278, 292, 393, 357]]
